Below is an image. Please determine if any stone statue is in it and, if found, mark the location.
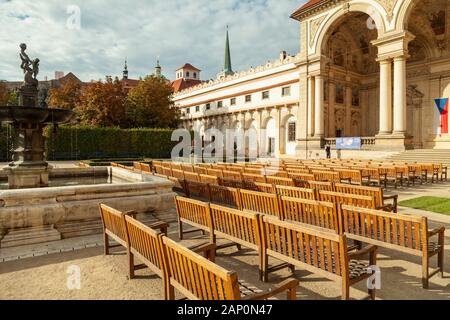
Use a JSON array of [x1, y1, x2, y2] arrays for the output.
[[19, 43, 39, 87]]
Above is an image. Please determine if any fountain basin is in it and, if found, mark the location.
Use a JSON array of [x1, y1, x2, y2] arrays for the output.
[[0, 106, 74, 124], [0, 167, 176, 248]]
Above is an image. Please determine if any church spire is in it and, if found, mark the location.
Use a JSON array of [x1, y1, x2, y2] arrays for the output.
[[223, 26, 233, 76], [154, 57, 162, 78], [123, 58, 128, 80]]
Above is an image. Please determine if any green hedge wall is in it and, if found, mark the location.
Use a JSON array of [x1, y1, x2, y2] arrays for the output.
[[45, 126, 178, 160], [0, 126, 7, 162]]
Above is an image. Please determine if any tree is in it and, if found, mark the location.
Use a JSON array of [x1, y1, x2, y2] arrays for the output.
[[75, 77, 127, 127], [0, 81, 8, 105], [48, 78, 82, 109], [126, 75, 179, 128]]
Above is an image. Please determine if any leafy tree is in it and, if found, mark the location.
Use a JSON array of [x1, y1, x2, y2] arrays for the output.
[[76, 77, 127, 127], [48, 78, 82, 109], [126, 75, 179, 128], [0, 81, 8, 105]]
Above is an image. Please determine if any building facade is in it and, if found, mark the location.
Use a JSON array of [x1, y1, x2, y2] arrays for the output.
[[174, 0, 450, 158]]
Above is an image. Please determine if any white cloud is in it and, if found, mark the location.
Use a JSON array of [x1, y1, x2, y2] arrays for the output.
[[0, 0, 306, 82]]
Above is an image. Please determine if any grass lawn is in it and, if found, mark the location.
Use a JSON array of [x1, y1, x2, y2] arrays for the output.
[[399, 196, 450, 215]]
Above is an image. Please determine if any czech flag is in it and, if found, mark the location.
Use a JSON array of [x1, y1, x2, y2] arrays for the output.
[[435, 98, 449, 134]]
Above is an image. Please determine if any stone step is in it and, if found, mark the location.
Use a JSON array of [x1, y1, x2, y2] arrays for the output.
[[1, 225, 61, 248]]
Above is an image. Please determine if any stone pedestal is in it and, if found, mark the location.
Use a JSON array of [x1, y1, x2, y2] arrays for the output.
[[3, 166, 51, 189], [375, 133, 414, 151], [18, 86, 39, 108]]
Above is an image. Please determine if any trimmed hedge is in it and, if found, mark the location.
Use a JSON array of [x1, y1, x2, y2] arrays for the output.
[[45, 126, 178, 160], [0, 125, 10, 162]]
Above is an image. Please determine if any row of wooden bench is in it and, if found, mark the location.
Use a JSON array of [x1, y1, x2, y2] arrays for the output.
[[176, 194, 445, 291], [99, 204, 299, 300]]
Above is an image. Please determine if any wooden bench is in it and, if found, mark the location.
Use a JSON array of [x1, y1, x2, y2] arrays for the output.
[[240, 189, 282, 218], [99, 204, 169, 276], [334, 183, 398, 213], [275, 185, 316, 200], [181, 163, 194, 172], [341, 205, 445, 289], [335, 169, 368, 186], [312, 170, 342, 183], [259, 215, 378, 300], [222, 170, 243, 181], [161, 235, 299, 300], [306, 181, 334, 191], [184, 180, 209, 201], [175, 196, 212, 240], [279, 196, 339, 233], [184, 171, 200, 182], [200, 174, 219, 185], [245, 181, 276, 194], [266, 176, 296, 187], [140, 163, 151, 173], [209, 184, 242, 208], [171, 169, 185, 180], [318, 190, 376, 209], [242, 173, 267, 183]]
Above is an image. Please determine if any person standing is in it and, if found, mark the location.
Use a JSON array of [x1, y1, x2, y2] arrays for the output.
[[325, 145, 331, 159]]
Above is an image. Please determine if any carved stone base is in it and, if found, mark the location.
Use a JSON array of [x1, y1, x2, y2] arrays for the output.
[[3, 166, 51, 189], [375, 133, 414, 151], [18, 85, 39, 108], [0, 225, 61, 248]]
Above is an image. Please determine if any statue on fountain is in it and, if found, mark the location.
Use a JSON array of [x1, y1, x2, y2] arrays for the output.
[[18, 43, 40, 107]]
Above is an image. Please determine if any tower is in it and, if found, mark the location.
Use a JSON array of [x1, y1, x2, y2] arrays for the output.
[[122, 58, 128, 80], [154, 58, 162, 78], [223, 26, 233, 76], [217, 26, 234, 79]]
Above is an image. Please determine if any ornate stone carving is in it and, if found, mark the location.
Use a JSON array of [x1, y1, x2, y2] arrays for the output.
[[309, 15, 326, 48], [376, 0, 398, 21]]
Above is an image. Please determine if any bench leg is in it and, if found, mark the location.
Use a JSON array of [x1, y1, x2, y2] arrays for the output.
[[439, 236, 445, 278], [422, 256, 429, 289], [128, 251, 135, 279], [261, 254, 269, 282], [103, 233, 109, 255], [341, 285, 350, 300], [178, 220, 184, 240], [368, 287, 376, 300]]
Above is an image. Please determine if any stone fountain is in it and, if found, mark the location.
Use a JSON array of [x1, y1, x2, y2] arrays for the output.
[[0, 44, 74, 189]]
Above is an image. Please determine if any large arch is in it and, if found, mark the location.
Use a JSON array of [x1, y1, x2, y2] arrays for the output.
[[312, 1, 387, 57]]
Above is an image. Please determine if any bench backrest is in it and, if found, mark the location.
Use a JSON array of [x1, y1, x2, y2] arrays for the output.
[[240, 189, 282, 218], [318, 190, 376, 209], [307, 181, 335, 191], [222, 170, 243, 180], [210, 204, 261, 251], [312, 170, 341, 183], [341, 205, 427, 255], [171, 169, 185, 180], [266, 176, 296, 187], [124, 215, 164, 277], [334, 183, 383, 208], [200, 174, 219, 185], [275, 185, 316, 200], [161, 236, 241, 300], [184, 180, 209, 200], [181, 163, 194, 172], [141, 163, 151, 173], [184, 171, 200, 182], [163, 167, 173, 177], [242, 173, 267, 183], [209, 184, 241, 208], [246, 182, 276, 194], [99, 204, 128, 247], [154, 164, 164, 175], [194, 166, 208, 175], [260, 215, 347, 282], [174, 196, 212, 232], [280, 196, 339, 232], [207, 168, 223, 178]]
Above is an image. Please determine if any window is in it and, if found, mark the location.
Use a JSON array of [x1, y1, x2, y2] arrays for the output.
[[288, 122, 296, 142], [335, 84, 344, 104], [282, 86, 291, 97], [262, 91, 269, 100], [206, 103, 211, 110], [195, 106, 200, 112], [186, 71, 190, 77], [217, 101, 223, 108], [186, 108, 190, 114], [193, 72, 197, 79], [230, 98, 236, 106], [245, 95, 252, 103]]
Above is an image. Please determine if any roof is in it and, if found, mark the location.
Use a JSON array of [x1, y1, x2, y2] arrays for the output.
[[171, 78, 202, 93], [291, 0, 325, 20], [176, 63, 201, 72]]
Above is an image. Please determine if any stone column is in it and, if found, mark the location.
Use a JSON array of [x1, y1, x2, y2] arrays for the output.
[[393, 55, 407, 134], [307, 76, 315, 137], [378, 59, 393, 134], [328, 81, 336, 138], [314, 75, 324, 137]]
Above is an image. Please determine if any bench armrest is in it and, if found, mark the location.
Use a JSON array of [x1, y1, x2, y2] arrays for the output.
[[148, 221, 170, 234], [348, 245, 378, 260], [124, 210, 138, 219], [187, 242, 217, 262], [428, 226, 445, 238], [243, 278, 299, 301]]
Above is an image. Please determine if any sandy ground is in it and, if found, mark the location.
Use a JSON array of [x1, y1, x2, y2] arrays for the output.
[[1, 180, 450, 300]]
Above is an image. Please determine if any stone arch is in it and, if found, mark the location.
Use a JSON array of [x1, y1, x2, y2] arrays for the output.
[[397, 0, 420, 31], [281, 114, 297, 156], [313, 1, 387, 57]]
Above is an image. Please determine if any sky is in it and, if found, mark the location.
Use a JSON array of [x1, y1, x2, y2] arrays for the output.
[[0, 0, 307, 82]]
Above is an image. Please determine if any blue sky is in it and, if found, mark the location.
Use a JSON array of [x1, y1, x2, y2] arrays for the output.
[[0, 0, 306, 82]]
